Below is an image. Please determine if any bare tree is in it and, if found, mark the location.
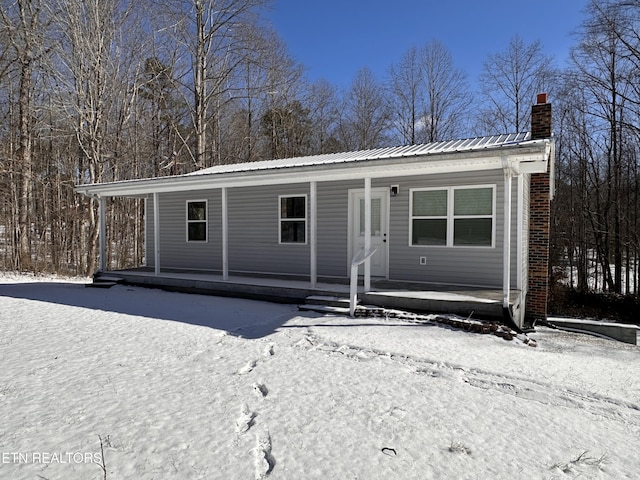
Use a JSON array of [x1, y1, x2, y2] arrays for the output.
[[157, 0, 272, 169], [306, 78, 340, 154], [551, 0, 640, 295], [338, 67, 392, 151], [0, 0, 51, 270], [420, 40, 472, 142], [390, 41, 472, 145], [389, 46, 423, 145], [48, 0, 140, 275], [478, 35, 555, 134]]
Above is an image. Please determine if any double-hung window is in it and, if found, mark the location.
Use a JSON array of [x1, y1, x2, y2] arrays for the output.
[[186, 200, 207, 242], [411, 186, 495, 247], [453, 187, 494, 246], [411, 189, 448, 245], [279, 195, 306, 244]]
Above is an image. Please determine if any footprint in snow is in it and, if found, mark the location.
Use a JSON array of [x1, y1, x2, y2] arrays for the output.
[[253, 382, 268, 398], [238, 359, 257, 375], [264, 344, 274, 357], [254, 428, 275, 479], [236, 403, 256, 434]]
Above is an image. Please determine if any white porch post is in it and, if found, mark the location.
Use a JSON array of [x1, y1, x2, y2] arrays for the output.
[[221, 187, 229, 281], [310, 181, 317, 288], [364, 177, 371, 291], [153, 192, 160, 276], [98, 196, 106, 272], [503, 166, 513, 308], [516, 175, 524, 291]]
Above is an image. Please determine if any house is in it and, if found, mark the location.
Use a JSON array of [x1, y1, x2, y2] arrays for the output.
[[75, 95, 554, 329]]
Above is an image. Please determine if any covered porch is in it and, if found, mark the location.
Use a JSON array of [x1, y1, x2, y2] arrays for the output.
[[78, 136, 553, 329], [93, 268, 522, 321]]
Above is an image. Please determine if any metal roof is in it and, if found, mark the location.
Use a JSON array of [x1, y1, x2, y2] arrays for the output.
[[75, 132, 553, 197], [186, 132, 532, 177]]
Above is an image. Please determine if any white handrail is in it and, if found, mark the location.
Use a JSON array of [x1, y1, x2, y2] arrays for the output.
[[349, 248, 377, 316]]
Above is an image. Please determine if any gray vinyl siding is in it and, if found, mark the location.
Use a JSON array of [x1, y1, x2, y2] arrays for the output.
[[317, 180, 361, 277], [227, 180, 359, 277], [374, 170, 518, 288], [228, 183, 310, 275], [146, 190, 222, 270], [143, 169, 525, 287]]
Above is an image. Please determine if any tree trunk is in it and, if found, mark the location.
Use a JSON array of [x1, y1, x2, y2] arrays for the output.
[[17, 54, 33, 270]]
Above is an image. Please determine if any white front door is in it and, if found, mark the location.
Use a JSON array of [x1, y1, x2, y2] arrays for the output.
[[349, 188, 389, 278]]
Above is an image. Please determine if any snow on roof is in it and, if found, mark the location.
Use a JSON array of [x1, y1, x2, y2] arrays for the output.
[[186, 132, 532, 177]]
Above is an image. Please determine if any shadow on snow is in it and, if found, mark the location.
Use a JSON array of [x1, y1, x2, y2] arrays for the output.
[[0, 281, 302, 339]]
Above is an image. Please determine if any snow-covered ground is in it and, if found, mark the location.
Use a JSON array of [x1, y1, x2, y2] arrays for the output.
[[1, 274, 639, 480]]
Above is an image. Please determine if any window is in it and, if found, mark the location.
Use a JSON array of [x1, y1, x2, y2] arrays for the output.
[[410, 186, 494, 247], [186, 200, 207, 242], [453, 187, 493, 246], [279, 195, 306, 244], [411, 189, 448, 245]]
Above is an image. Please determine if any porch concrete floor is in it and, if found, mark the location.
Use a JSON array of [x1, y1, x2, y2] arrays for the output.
[[96, 268, 518, 320]]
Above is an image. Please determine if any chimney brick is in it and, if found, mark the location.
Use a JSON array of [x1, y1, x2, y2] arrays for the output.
[[531, 94, 551, 140], [526, 94, 552, 324]]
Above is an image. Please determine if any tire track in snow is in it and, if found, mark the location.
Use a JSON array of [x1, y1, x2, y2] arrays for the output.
[[295, 331, 640, 428]]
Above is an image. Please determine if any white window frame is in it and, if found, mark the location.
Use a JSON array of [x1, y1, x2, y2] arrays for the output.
[[186, 199, 208, 243], [409, 187, 448, 246], [278, 194, 307, 245], [409, 185, 496, 248]]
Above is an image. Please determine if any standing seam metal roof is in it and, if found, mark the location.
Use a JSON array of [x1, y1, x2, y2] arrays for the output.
[[186, 132, 533, 177]]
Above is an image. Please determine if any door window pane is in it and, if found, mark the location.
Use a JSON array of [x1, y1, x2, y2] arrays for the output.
[[359, 198, 381, 236]]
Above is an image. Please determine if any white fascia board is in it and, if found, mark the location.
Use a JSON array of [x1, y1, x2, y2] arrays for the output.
[[75, 143, 550, 198]]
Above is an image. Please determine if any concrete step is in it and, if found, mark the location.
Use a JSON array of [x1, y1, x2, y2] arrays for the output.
[[94, 275, 124, 283], [304, 295, 351, 308], [298, 304, 351, 315], [85, 281, 118, 289]]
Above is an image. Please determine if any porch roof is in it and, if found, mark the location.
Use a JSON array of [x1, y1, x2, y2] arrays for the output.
[[75, 132, 553, 198]]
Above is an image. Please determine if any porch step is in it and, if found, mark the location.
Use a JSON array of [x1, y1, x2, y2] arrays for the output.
[[86, 275, 124, 289], [299, 304, 351, 315], [94, 275, 125, 283], [86, 281, 118, 288], [304, 295, 351, 307], [299, 295, 354, 315]]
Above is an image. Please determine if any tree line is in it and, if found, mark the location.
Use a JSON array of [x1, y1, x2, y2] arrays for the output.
[[0, 0, 638, 297]]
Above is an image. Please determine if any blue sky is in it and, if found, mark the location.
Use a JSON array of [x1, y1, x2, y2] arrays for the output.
[[268, 0, 589, 91]]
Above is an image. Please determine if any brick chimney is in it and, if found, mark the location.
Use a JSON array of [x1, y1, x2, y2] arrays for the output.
[[526, 93, 552, 325]]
